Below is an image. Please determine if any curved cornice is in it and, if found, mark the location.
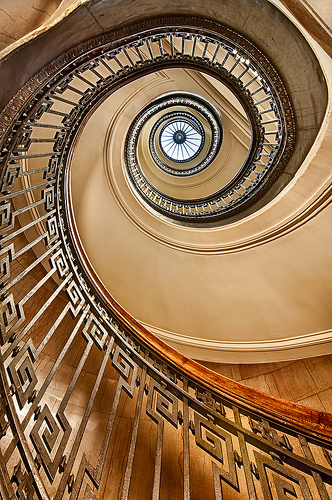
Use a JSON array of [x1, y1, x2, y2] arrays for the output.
[[142, 322, 332, 363], [104, 102, 332, 255], [56, 16, 331, 364], [277, 0, 332, 58]]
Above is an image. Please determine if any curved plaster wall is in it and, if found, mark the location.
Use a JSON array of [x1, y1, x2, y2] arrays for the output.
[[0, 0, 62, 53], [70, 56, 332, 363]]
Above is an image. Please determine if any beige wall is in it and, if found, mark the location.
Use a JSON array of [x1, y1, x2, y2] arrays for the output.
[[12, 228, 332, 415], [0, 0, 62, 52]]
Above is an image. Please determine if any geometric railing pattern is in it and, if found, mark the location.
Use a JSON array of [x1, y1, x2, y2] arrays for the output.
[[0, 16, 330, 500], [124, 25, 296, 222], [145, 94, 219, 175]]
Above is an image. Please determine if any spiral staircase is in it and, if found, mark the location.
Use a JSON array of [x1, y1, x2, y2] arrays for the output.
[[0, 1, 331, 499]]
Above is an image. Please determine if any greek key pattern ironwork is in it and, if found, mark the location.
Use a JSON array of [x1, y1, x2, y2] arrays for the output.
[[0, 17, 330, 500], [124, 31, 292, 222]]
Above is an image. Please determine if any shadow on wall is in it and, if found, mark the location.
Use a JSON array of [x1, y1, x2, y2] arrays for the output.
[[199, 354, 332, 412], [0, 0, 62, 52]]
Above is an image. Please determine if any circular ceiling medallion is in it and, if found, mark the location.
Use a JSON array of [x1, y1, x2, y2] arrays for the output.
[[118, 26, 295, 225]]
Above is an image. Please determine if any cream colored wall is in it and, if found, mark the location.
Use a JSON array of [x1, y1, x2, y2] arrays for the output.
[[70, 60, 332, 363], [0, 4, 331, 500], [9, 229, 332, 414]]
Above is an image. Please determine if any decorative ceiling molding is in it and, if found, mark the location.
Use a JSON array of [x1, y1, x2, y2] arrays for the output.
[[141, 321, 332, 362], [105, 112, 332, 254]]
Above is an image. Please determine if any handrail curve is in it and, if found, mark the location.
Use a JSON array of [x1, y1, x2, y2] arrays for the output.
[[67, 201, 332, 440], [0, 16, 331, 500]]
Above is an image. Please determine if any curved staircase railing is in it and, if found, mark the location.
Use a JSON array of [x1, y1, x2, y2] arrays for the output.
[[0, 17, 331, 500]]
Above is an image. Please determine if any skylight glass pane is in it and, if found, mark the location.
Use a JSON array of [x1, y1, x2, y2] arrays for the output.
[[160, 119, 203, 162]]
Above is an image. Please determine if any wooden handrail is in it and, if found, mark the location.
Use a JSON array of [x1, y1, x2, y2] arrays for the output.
[[66, 192, 332, 440], [0, 14, 331, 500]]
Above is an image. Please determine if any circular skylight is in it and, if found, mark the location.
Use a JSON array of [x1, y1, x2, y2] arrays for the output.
[[159, 118, 204, 162], [130, 94, 222, 178]]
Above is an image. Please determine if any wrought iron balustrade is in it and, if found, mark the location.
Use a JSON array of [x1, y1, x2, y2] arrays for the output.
[[0, 17, 330, 500]]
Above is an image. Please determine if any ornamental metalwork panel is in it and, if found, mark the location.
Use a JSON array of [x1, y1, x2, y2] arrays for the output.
[[0, 17, 330, 500]]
